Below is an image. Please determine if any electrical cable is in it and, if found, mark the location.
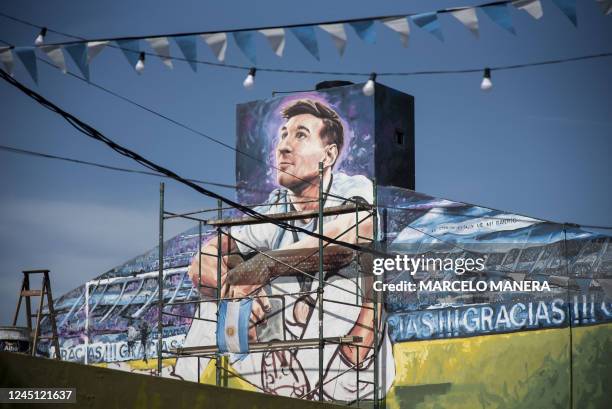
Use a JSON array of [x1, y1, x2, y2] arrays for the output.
[[0, 67, 386, 257], [0, 143, 245, 191], [8, 140, 611, 230], [25, 54, 363, 207], [1, 33, 360, 207], [4, 70, 607, 302], [3, 45, 610, 230]]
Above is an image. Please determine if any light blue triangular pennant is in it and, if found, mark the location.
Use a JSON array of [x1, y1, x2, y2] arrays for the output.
[[410, 12, 443, 41], [15, 47, 38, 83], [173, 36, 197, 72], [290, 26, 319, 60], [349, 20, 376, 44], [481, 4, 515, 34], [116, 40, 141, 67], [232, 31, 257, 64], [65, 43, 90, 80], [551, 0, 577, 25]]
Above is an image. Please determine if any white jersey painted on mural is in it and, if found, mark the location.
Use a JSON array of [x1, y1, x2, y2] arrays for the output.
[[175, 171, 395, 401]]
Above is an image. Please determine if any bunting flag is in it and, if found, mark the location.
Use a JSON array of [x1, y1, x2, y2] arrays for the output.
[[551, 0, 577, 25], [0, 47, 14, 76], [596, 0, 612, 15], [512, 0, 544, 19], [451, 8, 479, 37], [319, 23, 347, 55], [65, 43, 90, 80], [259, 28, 285, 57], [233, 31, 257, 64], [87, 41, 108, 63], [173, 36, 197, 71], [410, 12, 443, 41], [201, 33, 227, 62], [14, 47, 38, 83], [116, 40, 141, 67], [1, 0, 597, 81], [145, 37, 173, 69], [40, 45, 67, 73], [381, 17, 410, 47], [290, 26, 320, 60], [482, 4, 516, 34], [349, 20, 376, 44]]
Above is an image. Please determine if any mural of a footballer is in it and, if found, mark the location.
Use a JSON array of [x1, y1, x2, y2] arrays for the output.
[[175, 98, 395, 401]]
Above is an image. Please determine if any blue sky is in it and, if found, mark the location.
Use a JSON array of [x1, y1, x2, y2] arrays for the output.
[[0, 0, 610, 325]]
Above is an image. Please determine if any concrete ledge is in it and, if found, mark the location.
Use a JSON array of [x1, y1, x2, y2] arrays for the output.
[[0, 352, 345, 409]]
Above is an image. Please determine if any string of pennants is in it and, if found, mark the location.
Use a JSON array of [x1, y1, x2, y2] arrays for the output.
[[0, 0, 610, 84]]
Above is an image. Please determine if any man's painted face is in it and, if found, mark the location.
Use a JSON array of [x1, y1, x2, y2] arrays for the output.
[[276, 113, 328, 190]]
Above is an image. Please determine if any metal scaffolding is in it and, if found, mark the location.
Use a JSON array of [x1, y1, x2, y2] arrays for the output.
[[156, 163, 383, 408]]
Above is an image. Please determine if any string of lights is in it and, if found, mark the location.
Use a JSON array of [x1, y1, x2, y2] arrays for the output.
[[2, 45, 609, 229], [8, 31, 361, 206], [16, 53, 361, 206]]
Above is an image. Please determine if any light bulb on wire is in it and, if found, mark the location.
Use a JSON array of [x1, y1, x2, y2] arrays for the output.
[[480, 68, 492, 91], [34, 28, 47, 46], [363, 73, 376, 96], [135, 52, 145, 75], [243, 67, 256, 90]]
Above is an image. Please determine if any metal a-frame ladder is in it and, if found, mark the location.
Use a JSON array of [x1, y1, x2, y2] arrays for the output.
[[12, 269, 61, 359]]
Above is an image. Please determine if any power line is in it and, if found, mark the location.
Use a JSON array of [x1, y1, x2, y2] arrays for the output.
[[3, 70, 611, 270], [6, 143, 609, 229], [1, 10, 611, 77], [3, 44, 611, 230], [0, 67, 386, 257], [1, 32, 358, 206], [0, 143, 245, 191], [20, 53, 361, 206]]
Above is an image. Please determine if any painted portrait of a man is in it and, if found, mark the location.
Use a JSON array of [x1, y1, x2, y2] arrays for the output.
[[175, 95, 395, 401]]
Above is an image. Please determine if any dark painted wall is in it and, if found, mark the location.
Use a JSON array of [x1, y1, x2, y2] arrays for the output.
[[0, 352, 345, 409]]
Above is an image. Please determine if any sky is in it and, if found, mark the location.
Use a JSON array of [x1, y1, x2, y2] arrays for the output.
[[0, 0, 610, 326]]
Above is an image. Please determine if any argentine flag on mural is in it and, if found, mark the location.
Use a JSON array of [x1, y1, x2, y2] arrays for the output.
[[216, 299, 253, 353]]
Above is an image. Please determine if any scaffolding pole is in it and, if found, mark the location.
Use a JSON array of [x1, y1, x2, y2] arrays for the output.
[[157, 182, 164, 376], [206, 203, 370, 227], [197, 220, 202, 384], [215, 199, 222, 387], [372, 179, 379, 409], [173, 336, 362, 356], [318, 161, 324, 402], [155, 175, 380, 406]]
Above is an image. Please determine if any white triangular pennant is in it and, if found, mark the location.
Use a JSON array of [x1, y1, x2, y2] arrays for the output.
[[596, 0, 612, 15], [0, 47, 14, 76], [145, 37, 173, 69], [87, 41, 108, 63], [512, 0, 544, 19], [450, 8, 479, 37], [259, 28, 285, 57], [40, 45, 67, 73], [201, 33, 227, 62], [381, 17, 410, 47], [319, 23, 347, 55]]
